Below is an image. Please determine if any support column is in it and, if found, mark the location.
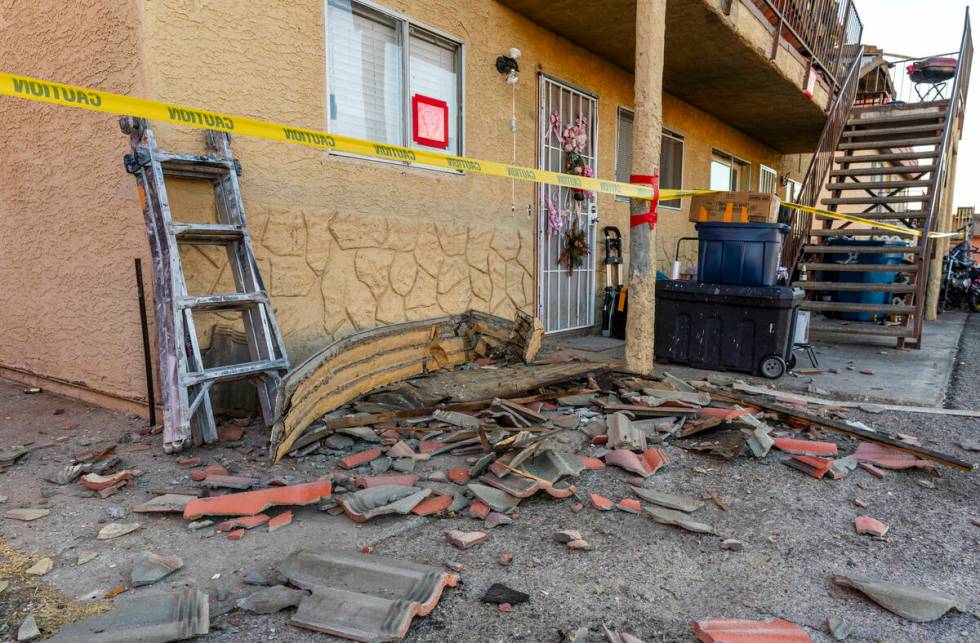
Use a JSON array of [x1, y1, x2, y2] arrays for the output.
[[624, 0, 667, 374], [925, 144, 959, 320]]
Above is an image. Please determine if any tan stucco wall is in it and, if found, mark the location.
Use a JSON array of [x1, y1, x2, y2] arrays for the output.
[[0, 0, 148, 406], [0, 0, 808, 410]]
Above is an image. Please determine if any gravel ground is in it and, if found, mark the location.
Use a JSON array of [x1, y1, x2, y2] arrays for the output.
[[0, 318, 978, 642]]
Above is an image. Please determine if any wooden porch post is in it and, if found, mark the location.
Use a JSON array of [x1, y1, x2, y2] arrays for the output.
[[625, 0, 667, 374], [925, 143, 960, 321]]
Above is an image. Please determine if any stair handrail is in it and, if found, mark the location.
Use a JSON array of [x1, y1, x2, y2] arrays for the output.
[[782, 44, 865, 273], [913, 8, 973, 341]]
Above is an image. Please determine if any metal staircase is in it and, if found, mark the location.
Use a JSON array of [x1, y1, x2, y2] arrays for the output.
[[790, 11, 973, 348]]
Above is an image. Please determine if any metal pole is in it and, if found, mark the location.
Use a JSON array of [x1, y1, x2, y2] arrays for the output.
[[134, 257, 157, 427]]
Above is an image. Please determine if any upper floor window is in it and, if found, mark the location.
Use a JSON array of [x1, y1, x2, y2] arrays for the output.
[[614, 107, 684, 207], [710, 150, 749, 191], [326, 0, 462, 157], [759, 164, 778, 193]]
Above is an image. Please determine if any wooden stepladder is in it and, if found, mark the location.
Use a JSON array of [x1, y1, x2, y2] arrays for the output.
[[121, 117, 289, 452]]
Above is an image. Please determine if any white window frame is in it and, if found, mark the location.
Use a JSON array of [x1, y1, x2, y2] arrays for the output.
[[613, 107, 684, 208], [759, 164, 778, 193], [324, 0, 466, 172], [710, 149, 749, 192], [785, 178, 802, 202]]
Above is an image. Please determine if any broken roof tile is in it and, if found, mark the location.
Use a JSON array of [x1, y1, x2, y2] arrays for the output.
[[772, 437, 838, 457], [466, 499, 491, 519], [645, 506, 715, 534], [268, 510, 293, 532], [227, 528, 246, 541], [48, 590, 209, 642], [697, 407, 753, 422], [133, 494, 193, 514], [190, 463, 229, 481], [858, 462, 887, 478], [445, 529, 487, 549], [616, 498, 642, 514], [353, 474, 419, 489], [278, 549, 458, 640], [604, 448, 669, 477], [607, 412, 646, 451], [783, 455, 834, 479], [832, 573, 970, 622], [79, 470, 131, 491], [590, 493, 615, 511], [340, 485, 430, 522], [853, 443, 934, 470], [692, 618, 811, 642], [577, 456, 605, 470], [477, 472, 575, 500], [411, 495, 453, 516], [467, 483, 521, 514], [217, 514, 270, 532], [446, 468, 471, 484], [339, 448, 383, 470], [200, 474, 259, 490], [854, 516, 889, 537], [631, 487, 705, 513], [183, 480, 332, 520]]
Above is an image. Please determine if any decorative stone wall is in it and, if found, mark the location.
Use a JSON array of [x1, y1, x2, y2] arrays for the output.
[[184, 210, 534, 364]]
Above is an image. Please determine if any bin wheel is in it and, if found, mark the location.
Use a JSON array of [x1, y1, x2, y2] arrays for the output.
[[786, 353, 797, 370], [759, 355, 786, 379]]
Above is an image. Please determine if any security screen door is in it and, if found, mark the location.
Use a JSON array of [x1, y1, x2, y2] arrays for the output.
[[537, 74, 599, 333]]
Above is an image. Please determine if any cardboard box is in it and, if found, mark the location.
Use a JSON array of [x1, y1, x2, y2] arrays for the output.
[[689, 191, 780, 224]]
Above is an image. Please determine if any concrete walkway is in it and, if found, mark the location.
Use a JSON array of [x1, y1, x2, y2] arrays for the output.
[[551, 312, 970, 407]]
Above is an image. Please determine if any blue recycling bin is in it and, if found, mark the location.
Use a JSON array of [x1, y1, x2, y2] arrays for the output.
[[825, 238, 907, 321]]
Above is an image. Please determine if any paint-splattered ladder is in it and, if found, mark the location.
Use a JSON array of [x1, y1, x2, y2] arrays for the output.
[[121, 117, 288, 452]]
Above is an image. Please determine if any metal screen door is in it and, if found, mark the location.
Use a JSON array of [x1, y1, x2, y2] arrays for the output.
[[537, 74, 599, 333]]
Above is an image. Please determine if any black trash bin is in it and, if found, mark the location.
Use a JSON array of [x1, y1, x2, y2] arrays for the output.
[[655, 280, 803, 378]]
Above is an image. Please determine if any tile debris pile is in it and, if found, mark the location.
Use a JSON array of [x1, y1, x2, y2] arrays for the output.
[[5, 365, 978, 642]]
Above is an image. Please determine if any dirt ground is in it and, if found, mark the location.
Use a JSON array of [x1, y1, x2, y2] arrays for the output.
[[1, 318, 978, 642]]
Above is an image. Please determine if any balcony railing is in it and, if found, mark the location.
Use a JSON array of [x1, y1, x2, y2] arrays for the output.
[[749, 0, 864, 89]]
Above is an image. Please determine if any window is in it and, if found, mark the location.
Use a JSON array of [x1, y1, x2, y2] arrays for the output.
[[710, 150, 749, 191], [785, 178, 801, 202], [759, 165, 778, 194], [327, 0, 462, 159], [614, 108, 684, 207]]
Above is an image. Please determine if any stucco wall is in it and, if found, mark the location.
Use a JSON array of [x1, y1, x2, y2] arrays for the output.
[[0, 0, 808, 411], [0, 0, 148, 406]]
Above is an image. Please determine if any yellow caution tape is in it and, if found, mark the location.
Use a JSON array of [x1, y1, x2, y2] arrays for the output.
[[781, 202, 960, 239], [0, 72, 659, 199], [0, 71, 957, 240]]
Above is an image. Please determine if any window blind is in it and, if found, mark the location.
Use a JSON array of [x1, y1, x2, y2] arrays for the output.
[[328, 1, 403, 145]]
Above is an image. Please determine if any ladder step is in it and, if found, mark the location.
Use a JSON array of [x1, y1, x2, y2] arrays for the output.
[[802, 301, 916, 314], [803, 245, 916, 254], [816, 211, 928, 220], [792, 281, 915, 293], [158, 152, 236, 179], [821, 195, 930, 206], [801, 263, 918, 273], [808, 228, 917, 238], [183, 359, 289, 387], [178, 292, 268, 311], [842, 123, 945, 137], [830, 165, 935, 177], [837, 137, 942, 151], [826, 180, 933, 191], [173, 223, 244, 244], [836, 151, 938, 163], [808, 320, 917, 338]]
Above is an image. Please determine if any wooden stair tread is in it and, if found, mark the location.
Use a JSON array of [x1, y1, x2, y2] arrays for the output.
[[802, 301, 916, 314], [803, 245, 916, 254], [830, 165, 935, 176], [821, 195, 931, 206], [792, 281, 915, 293], [837, 136, 942, 150], [842, 123, 945, 136], [835, 151, 938, 163], [800, 263, 918, 273], [807, 321, 917, 338], [826, 180, 933, 191]]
